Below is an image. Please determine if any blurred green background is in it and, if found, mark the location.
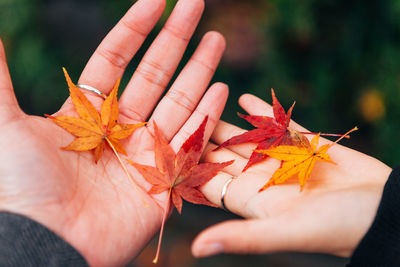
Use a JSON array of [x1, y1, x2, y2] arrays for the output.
[[1, 0, 400, 266]]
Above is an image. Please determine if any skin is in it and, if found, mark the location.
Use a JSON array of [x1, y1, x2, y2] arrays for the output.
[[0, 0, 392, 264], [0, 0, 229, 266], [192, 93, 392, 259]]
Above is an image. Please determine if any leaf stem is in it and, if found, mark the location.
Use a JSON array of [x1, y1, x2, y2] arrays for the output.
[[153, 187, 172, 264], [331, 127, 359, 147], [105, 137, 146, 194], [300, 132, 350, 139]]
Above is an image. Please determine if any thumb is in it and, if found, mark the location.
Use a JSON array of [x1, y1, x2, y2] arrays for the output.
[[191, 217, 324, 258], [0, 38, 23, 122]]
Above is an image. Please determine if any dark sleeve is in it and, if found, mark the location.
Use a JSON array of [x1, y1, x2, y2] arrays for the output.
[[0, 212, 89, 267], [347, 166, 400, 267]]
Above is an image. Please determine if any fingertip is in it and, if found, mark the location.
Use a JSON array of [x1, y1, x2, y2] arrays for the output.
[[238, 93, 259, 106], [191, 220, 246, 257], [193, 219, 269, 257], [172, 0, 205, 25], [197, 83, 229, 114], [202, 31, 226, 52], [239, 93, 273, 116], [191, 228, 224, 258], [124, 0, 166, 31], [192, 0, 205, 14], [191, 233, 203, 257], [209, 82, 229, 99], [134, 0, 166, 15]]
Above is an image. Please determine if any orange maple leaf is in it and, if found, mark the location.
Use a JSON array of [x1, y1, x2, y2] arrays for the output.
[[129, 116, 233, 263], [46, 68, 145, 162], [255, 127, 358, 192]]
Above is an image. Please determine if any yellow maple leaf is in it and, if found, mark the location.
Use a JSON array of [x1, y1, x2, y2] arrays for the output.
[[255, 127, 357, 191], [46, 68, 145, 162]]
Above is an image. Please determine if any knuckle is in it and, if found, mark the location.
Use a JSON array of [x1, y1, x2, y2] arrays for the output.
[[97, 47, 129, 70], [190, 57, 216, 72], [135, 59, 171, 87], [165, 89, 196, 113], [120, 19, 148, 38], [163, 24, 190, 42], [207, 31, 226, 47], [119, 106, 146, 122]]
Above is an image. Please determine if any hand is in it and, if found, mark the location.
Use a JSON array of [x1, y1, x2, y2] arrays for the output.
[[0, 0, 228, 266], [192, 93, 392, 258]]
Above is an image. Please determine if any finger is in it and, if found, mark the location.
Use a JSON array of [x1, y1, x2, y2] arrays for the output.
[[78, 0, 166, 94], [211, 120, 254, 159], [201, 142, 303, 218], [149, 31, 226, 140], [119, 0, 205, 121], [192, 196, 361, 258], [192, 218, 311, 257], [202, 143, 248, 177], [199, 171, 232, 209], [200, 166, 280, 218], [169, 82, 228, 152], [0, 39, 23, 121]]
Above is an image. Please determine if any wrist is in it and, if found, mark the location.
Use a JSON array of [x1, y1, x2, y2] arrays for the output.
[[349, 166, 400, 265], [0, 211, 89, 266]]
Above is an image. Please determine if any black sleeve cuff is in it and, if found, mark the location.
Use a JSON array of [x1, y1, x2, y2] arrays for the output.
[[348, 166, 400, 267], [0, 212, 88, 267]]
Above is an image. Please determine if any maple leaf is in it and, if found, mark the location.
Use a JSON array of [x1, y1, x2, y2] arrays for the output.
[[216, 89, 349, 172], [215, 89, 305, 172], [129, 116, 233, 263], [46, 68, 145, 162], [255, 127, 358, 192]]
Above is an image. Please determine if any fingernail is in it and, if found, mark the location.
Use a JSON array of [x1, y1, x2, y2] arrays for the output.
[[197, 243, 224, 257]]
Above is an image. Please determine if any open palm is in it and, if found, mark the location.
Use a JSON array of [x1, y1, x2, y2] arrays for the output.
[[0, 0, 228, 266], [193, 93, 392, 259]]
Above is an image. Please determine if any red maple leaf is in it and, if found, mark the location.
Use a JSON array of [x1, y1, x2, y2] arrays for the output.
[[130, 116, 233, 263], [215, 89, 309, 172]]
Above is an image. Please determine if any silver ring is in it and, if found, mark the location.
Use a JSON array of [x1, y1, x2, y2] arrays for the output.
[[221, 177, 234, 212], [76, 84, 105, 97]]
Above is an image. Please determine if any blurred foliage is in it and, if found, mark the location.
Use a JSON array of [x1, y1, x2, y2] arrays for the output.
[[1, 0, 400, 266], [200, 0, 400, 166]]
